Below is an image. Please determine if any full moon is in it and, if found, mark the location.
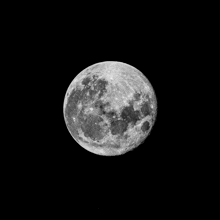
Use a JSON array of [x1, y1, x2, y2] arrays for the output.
[[63, 61, 157, 155]]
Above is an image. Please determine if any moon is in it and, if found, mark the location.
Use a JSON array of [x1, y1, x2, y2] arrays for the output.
[[63, 61, 157, 155]]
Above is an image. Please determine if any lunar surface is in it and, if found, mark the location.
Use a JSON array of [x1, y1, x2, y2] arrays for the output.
[[63, 61, 157, 155]]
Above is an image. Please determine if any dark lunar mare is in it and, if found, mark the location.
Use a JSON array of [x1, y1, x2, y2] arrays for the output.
[[65, 76, 153, 142], [65, 76, 108, 118], [141, 120, 150, 132], [65, 76, 109, 141], [94, 92, 153, 137], [109, 92, 152, 136]]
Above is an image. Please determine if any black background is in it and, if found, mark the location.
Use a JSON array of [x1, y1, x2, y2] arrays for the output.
[[30, 28, 190, 207], [11, 7, 201, 214]]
